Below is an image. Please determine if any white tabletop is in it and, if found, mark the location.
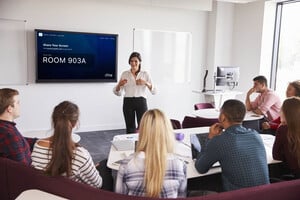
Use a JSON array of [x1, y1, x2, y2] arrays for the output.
[[16, 189, 67, 200], [107, 127, 280, 179], [192, 108, 264, 121]]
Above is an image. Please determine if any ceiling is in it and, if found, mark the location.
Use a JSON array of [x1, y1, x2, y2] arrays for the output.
[[217, 0, 262, 3]]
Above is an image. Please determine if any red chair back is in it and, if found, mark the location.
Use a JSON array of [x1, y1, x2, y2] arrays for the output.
[[194, 103, 214, 110], [170, 119, 182, 129], [182, 116, 218, 128]]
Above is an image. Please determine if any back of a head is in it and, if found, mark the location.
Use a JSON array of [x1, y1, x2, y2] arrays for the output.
[[137, 109, 174, 153], [290, 80, 300, 97], [0, 88, 19, 115], [137, 109, 174, 197], [52, 101, 79, 132], [253, 75, 268, 87], [282, 97, 300, 167], [282, 97, 300, 131], [46, 101, 79, 177], [221, 99, 246, 123]]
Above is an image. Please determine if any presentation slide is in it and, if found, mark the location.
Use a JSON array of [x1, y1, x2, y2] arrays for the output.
[[36, 30, 118, 82]]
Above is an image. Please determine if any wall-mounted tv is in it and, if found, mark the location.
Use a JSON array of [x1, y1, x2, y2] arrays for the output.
[[35, 29, 118, 83]]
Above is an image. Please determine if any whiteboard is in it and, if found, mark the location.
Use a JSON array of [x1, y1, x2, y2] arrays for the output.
[[133, 29, 192, 84], [0, 18, 27, 85]]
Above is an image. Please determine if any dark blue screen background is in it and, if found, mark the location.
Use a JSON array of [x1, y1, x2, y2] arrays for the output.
[[35, 29, 118, 82]]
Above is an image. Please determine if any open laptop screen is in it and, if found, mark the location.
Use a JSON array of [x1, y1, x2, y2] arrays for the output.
[[190, 133, 220, 168]]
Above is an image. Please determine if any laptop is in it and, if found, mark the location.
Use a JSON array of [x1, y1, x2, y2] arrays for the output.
[[190, 133, 220, 168], [111, 140, 136, 151]]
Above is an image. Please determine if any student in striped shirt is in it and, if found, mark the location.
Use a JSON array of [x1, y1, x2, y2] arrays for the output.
[[31, 101, 102, 188]]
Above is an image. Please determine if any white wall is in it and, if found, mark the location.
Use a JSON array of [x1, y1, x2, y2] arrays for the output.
[[232, 0, 266, 101], [206, 0, 266, 101], [0, 0, 268, 134], [205, 1, 235, 90], [0, 0, 209, 133]]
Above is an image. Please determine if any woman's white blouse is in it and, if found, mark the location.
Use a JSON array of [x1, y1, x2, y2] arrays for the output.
[[113, 70, 156, 98]]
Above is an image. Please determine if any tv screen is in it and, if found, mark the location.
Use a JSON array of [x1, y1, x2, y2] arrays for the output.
[[35, 29, 118, 83], [216, 66, 240, 86]]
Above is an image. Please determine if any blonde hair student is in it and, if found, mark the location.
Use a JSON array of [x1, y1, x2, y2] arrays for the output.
[[115, 109, 187, 198]]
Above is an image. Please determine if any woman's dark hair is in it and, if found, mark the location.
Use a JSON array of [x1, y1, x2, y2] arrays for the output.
[[128, 52, 142, 75], [281, 97, 300, 167], [45, 101, 79, 177]]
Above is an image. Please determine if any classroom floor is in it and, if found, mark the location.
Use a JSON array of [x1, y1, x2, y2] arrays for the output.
[[77, 129, 126, 163]]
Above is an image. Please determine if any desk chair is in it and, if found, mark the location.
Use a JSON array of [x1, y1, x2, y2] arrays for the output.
[[194, 103, 214, 110], [170, 119, 182, 129], [182, 116, 218, 128]]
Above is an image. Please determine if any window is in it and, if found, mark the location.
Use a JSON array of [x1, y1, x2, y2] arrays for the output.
[[271, 0, 300, 100]]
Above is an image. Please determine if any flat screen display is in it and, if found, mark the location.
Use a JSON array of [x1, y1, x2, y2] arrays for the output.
[[216, 66, 240, 86], [35, 29, 118, 83]]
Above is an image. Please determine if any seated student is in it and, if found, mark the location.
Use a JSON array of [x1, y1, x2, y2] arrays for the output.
[[0, 88, 37, 166], [115, 109, 187, 198], [195, 99, 270, 191], [245, 75, 281, 121], [262, 80, 300, 135], [273, 97, 300, 178], [31, 101, 102, 188]]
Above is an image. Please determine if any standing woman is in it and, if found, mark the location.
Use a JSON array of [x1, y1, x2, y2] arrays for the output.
[[115, 109, 187, 198], [31, 101, 102, 188], [113, 52, 156, 133], [273, 97, 300, 178]]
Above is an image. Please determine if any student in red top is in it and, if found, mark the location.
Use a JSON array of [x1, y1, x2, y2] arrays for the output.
[[262, 80, 300, 135], [0, 88, 36, 165]]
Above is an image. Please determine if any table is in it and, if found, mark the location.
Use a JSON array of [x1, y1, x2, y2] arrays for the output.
[[15, 189, 67, 200], [192, 90, 242, 109], [202, 91, 243, 109], [192, 108, 264, 121], [192, 108, 264, 130], [107, 127, 280, 179]]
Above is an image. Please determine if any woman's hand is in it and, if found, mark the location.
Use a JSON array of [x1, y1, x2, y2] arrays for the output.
[[115, 79, 127, 92], [136, 79, 152, 90], [119, 79, 127, 87], [136, 79, 146, 85]]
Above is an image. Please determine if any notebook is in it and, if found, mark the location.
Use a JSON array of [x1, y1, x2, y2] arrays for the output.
[[190, 133, 220, 168]]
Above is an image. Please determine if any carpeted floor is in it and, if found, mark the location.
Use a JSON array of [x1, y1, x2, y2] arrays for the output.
[[77, 129, 126, 163]]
